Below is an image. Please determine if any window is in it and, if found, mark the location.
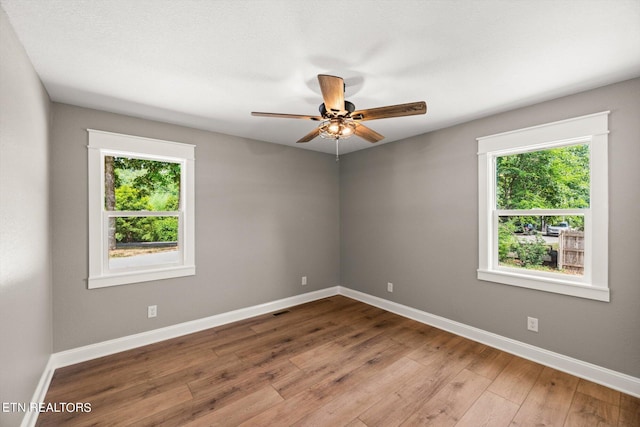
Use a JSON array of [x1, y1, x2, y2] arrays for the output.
[[88, 130, 195, 288], [477, 112, 609, 301]]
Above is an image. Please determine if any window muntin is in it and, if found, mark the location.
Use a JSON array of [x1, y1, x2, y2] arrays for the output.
[[88, 130, 195, 289], [477, 112, 609, 301]]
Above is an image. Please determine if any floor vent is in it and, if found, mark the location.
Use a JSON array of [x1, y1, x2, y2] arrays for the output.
[[272, 310, 290, 316]]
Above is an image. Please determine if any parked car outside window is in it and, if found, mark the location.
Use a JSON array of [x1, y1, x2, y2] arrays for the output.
[[547, 221, 570, 236]]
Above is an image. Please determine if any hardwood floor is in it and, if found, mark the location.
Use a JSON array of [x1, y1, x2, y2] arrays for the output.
[[37, 296, 639, 426]]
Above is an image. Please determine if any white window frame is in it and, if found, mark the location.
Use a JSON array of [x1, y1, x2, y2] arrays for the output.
[[88, 130, 195, 289], [477, 112, 609, 302]]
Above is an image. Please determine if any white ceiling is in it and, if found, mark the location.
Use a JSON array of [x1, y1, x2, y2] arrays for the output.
[[2, 0, 639, 155]]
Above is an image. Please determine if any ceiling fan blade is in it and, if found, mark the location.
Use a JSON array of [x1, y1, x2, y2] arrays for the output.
[[351, 101, 427, 121], [297, 127, 321, 143], [251, 112, 323, 121], [318, 74, 345, 114], [354, 124, 384, 143]]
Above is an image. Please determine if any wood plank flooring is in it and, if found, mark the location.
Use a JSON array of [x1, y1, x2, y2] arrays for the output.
[[37, 296, 639, 426]]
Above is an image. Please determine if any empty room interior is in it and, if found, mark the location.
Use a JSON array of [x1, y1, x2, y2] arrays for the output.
[[1, 1, 639, 426]]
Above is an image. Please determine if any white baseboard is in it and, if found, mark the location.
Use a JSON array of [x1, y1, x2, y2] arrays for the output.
[[27, 284, 639, 426], [338, 286, 640, 398], [21, 355, 55, 427], [51, 287, 340, 369], [23, 287, 339, 427]]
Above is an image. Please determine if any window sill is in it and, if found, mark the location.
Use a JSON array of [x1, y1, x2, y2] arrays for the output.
[[88, 265, 195, 289], [477, 269, 610, 302]]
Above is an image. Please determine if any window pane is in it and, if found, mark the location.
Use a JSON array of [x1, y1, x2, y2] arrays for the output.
[[498, 215, 584, 276], [496, 145, 590, 209], [105, 156, 181, 211], [108, 216, 180, 269]]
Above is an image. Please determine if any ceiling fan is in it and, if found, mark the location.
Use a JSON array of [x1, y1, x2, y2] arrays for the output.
[[252, 74, 427, 158]]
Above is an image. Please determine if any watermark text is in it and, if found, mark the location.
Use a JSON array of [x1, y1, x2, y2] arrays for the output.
[[2, 402, 91, 413]]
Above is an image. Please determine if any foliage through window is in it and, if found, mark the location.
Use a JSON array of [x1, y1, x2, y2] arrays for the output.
[[497, 145, 590, 210]]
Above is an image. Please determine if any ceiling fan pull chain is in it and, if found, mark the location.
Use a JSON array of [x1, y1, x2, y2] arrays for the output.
[[336, 137, 340, 162]]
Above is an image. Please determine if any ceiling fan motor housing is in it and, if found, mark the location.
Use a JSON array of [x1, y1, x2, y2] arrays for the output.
[[319, 101, 355, 117]]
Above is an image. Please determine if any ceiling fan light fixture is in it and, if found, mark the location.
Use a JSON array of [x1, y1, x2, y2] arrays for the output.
[[319, 118, 356, 140]]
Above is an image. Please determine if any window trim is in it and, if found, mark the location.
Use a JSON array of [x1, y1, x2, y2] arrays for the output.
[[88, 129, 196, 289], [477, 112, 609, 301]]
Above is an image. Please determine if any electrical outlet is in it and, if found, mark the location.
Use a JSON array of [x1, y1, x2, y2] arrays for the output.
[[387, 282, 393, 292], [301, 276, 307, 286], [527, 316, 538, 332], [148, 305, 157, 318]]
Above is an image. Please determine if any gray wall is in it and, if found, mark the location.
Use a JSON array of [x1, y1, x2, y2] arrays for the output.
[[0, 7, 53, 426], [340, 78, 640, 378], [51, 104, 340, 352], [3, 11, 638, 418]]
